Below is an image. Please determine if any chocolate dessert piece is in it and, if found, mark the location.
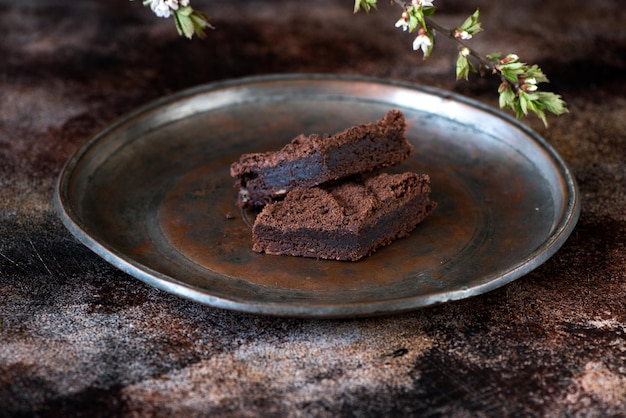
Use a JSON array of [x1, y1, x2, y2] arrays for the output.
[[252, 172, 436, 261], [231, 109, 412, 208]]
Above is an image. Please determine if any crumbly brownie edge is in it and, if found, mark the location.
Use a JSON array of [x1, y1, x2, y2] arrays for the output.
[[230, 109, 412, 208], [251, 173, 436, 261], [252, 194, 435, 261]]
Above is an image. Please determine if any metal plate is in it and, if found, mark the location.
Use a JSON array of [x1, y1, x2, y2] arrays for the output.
[[55, 74, 580, 318]]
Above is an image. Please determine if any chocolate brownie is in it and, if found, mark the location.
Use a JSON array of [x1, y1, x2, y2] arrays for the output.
[[252, 172, 436, 261], [230, 109, 412, 208]]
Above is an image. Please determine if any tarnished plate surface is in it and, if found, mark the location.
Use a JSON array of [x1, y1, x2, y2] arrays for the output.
[[55, 74, 580, 317]]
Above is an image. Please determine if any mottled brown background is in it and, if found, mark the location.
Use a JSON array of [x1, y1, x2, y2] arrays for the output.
[[1, 0, 625, 417]]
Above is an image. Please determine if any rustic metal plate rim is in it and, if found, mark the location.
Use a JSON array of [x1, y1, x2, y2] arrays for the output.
[[54, 74, 580, 318]]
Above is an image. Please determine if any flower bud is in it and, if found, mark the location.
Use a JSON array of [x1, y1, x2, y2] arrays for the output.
[[522, 83, 538, 92], [455, 30, 472, 40], [500, 54, 520, 64]]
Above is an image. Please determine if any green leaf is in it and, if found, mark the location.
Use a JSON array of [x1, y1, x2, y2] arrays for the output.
[[519, 91, 530, 116], [499, 61, 526, 83], [427, 31, 435, 58], [173, 7, 213, 39], [173, 11, 189, 38], [526, 96, 540, 113], [456, 54, 469, 80], [527, 95, 549, 126], [458, 9, 482, 35], [415, 10, 427, 31], [537, 92, 569, 116], [422, 6, 437, 17], [525, 65, 549, 83], [456, 52, 476, 80], [498, 85, 516, 110], [500, 70, 519, 84], [190, 11, 213, 39], [408, 14, 419, 32], [500, 62, 525, 72], [178, 5, 193, 17], [515, 99, 525, 119], [354, 0, 377, 13]]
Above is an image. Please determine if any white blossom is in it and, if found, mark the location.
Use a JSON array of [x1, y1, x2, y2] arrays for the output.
[[141, 0, 189, 18], [395, 17, 410, 32], [412, 0, 434, 7], [413, 33, 432, 54]]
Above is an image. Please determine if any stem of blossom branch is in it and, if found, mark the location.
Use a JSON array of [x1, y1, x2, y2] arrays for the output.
[[424, 17, 490, 69], [424, 16, 521, 90]]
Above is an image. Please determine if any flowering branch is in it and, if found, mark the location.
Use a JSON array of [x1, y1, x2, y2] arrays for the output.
[[132, 0, 213, 39], [355, 0, 568, 126], [134, 0, 567, 126]]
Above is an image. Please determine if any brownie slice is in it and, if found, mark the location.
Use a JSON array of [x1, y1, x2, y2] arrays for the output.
[[231, 109, 412, 208], [252, 172, 436, 261]]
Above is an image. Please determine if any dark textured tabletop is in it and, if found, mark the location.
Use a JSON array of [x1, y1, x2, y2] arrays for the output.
[[1, 0, 625, 416]]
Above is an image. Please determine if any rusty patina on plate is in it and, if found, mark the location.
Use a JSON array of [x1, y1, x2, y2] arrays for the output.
[[55, 74, 580, 317]]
